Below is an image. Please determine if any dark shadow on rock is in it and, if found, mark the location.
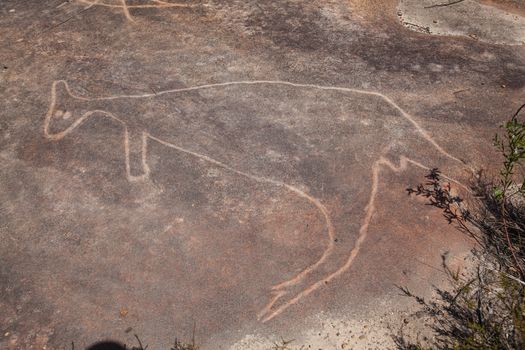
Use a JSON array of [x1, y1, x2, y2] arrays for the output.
[[85, 341, 127, 350]]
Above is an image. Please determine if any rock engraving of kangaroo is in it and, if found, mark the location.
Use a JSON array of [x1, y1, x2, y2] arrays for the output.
[[43, 79, 469, 322]]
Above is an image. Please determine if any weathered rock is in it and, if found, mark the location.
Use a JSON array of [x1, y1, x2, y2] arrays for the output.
[[0, 0, 523, 349]]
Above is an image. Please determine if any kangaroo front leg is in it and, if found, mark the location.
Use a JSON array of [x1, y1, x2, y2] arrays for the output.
[[124, 127, 151, 182]]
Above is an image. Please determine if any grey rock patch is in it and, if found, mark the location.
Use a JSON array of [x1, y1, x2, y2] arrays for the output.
[[398, 0, 525, 45]]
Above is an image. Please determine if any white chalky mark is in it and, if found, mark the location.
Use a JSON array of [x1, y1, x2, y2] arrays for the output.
[[77, 0, 200, 21]]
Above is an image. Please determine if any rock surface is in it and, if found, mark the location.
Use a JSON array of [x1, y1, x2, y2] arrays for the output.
[[398, 0, 525, 45], [0, 0, 523, 349]]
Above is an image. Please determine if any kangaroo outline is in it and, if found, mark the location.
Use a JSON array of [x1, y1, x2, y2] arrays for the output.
[[43, 79, 470, 322]]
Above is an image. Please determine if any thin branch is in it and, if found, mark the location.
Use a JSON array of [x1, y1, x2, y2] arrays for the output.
[[486, 266, 525, 287], [512, 102, 525, 121], [425, 0, 465, 9], [501, 202, 525, 278]]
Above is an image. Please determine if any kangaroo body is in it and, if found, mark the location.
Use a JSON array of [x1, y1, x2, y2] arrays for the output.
[[44, 79, 467, 321]]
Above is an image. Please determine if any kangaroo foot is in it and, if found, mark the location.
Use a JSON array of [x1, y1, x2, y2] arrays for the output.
[[257, 289, 290, 322], [258, 277, 327, 322]]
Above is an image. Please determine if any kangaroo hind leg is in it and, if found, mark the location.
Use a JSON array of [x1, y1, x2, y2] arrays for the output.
[[124, 127, 150, 182]]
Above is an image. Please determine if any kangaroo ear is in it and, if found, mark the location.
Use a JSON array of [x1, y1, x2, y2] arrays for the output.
[[46, 80, 70, 121], [51, 80, 71, 99], [44, 80, 75, 140]]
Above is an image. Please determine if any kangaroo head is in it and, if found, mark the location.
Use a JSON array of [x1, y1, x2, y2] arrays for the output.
[[44, 80, 97, 141]]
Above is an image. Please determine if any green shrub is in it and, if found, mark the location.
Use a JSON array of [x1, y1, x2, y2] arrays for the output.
[[399, 103, 525, 349]]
